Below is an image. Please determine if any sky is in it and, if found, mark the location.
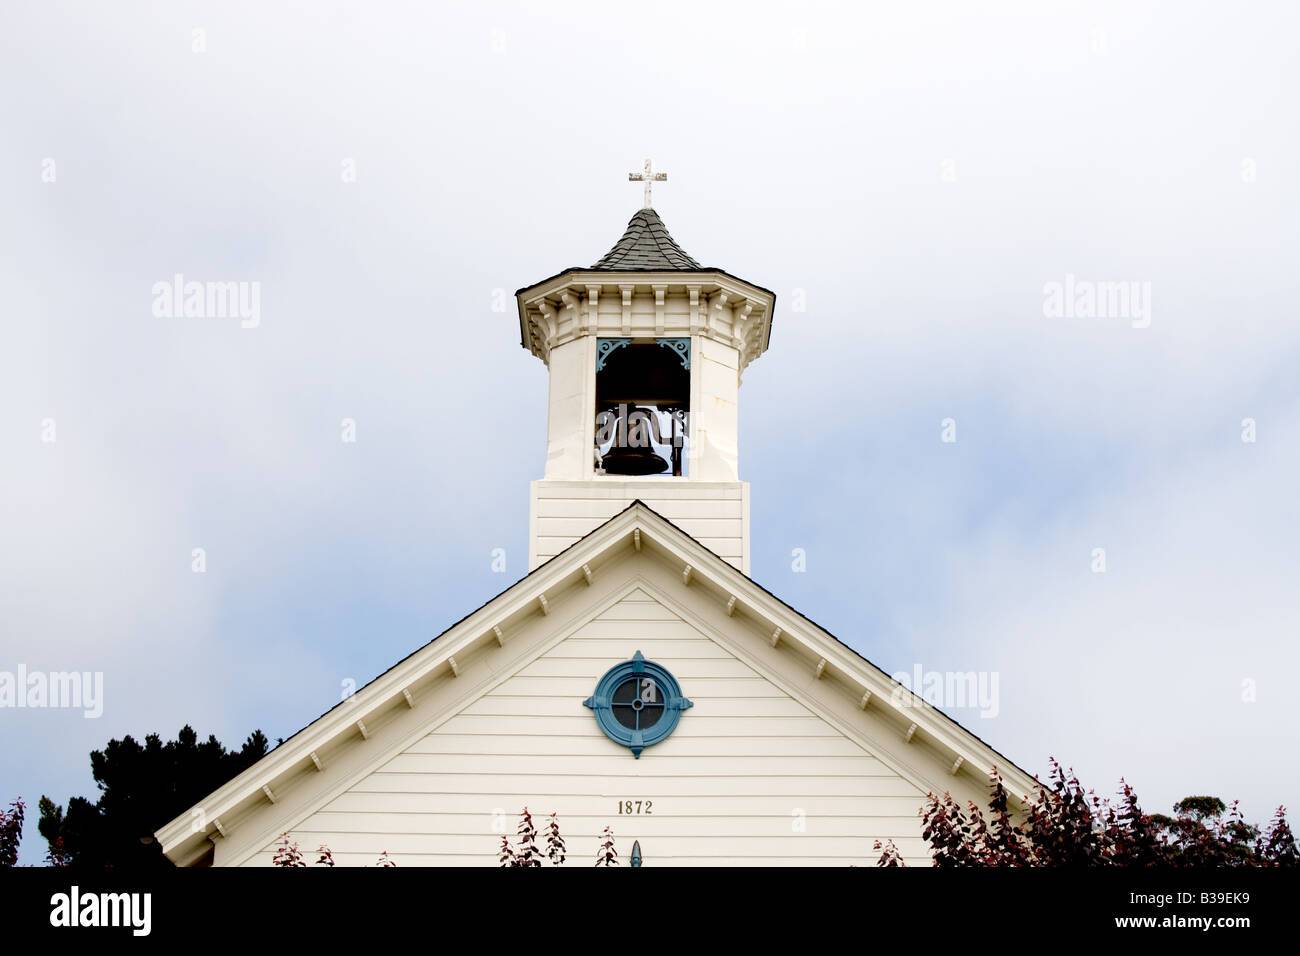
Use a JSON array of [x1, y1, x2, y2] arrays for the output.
[[2, 1, 1297, 865]]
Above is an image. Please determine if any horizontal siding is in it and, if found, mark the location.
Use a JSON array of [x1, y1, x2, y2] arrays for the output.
[[516, 656, 757, 679], [539, 497, 744, 518], [245, 831, 924, 859], [403, 733, 885, 757], [321, 791, 927, 816], [534, 536, 743, 559], [257, 589, 930, 867], [297, 813, 921, 838], [378, 753, 893, 775], [481, 676, 786, 698], [546, 638, 728, 657], [461, 695, 813, 718], [534, 484, 744, 501], [531, 481, 747, 572], [421, 714, 844, 738], [567, 619, 715, 640], [537, 516, 742, 540], [344, 772, 922, 798]]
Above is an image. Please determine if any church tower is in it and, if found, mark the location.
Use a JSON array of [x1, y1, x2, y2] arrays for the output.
[[516, 161, 776, 574]]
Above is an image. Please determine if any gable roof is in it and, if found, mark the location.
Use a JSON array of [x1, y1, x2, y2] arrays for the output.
[[591, 208, 702, 270], [156, 501, 1040, 865]]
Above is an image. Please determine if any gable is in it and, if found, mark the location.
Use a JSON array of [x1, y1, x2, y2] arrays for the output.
[[159, 503, 1037, 867], [234, 585, 934, 866]]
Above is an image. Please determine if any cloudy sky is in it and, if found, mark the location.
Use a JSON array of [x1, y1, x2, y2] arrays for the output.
[[3, 1, 1297, 864]]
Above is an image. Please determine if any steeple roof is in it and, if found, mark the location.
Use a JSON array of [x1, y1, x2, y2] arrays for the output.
[[591, 207, 702, 271]]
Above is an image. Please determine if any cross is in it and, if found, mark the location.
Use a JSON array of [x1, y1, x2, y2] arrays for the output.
[[628, 158, 667, 209]]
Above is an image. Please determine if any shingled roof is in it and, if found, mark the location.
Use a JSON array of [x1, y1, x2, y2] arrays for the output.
[[591, 207, 702, 270]]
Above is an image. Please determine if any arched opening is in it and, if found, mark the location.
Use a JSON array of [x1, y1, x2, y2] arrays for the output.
[[594, 338, 690, 476]]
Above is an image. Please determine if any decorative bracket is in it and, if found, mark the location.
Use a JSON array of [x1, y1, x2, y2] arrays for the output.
[[655, 337, 690, 370], [595, 337, 632, 371]]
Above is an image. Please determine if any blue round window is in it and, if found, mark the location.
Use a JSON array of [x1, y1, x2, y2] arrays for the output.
[[584, 651, 692, 757]]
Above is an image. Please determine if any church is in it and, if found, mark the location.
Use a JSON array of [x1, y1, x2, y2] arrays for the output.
[[157, 164, 1038, 867]]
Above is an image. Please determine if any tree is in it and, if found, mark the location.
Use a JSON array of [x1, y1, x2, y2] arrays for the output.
[[1256, 807, 1299, 867], [38, 725, 270, 867], [884, 760, 1298, 868], [0, 799, 24, 867]]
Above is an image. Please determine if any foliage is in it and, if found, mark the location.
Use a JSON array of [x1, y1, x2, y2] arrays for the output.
[[871, 839, 904, 867], [272, 833, 306, 867], [273, 833, 394, 867], [595, 825, 618, 867], [878, 759, 1298, 868], [498, 808, 571, 867], [38, 725, 270, 868], [513, 806, 542, 867], [1256, 807, 1299, 867], [498, 835, 516, 867], [0, 799, 25, 868], [545, 812, 566, 865]]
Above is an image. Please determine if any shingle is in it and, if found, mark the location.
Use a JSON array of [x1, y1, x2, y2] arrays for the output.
[[591, 208, 703, 271]]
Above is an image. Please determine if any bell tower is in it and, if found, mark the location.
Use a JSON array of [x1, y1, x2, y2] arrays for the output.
[[515, 161, 775, 574]]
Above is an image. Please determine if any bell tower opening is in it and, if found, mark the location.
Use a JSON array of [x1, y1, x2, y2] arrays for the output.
[[594, 338, 691, 476]]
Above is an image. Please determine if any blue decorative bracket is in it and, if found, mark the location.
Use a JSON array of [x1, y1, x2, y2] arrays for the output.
[[597, 337, 690, 371], [595, 337, 632, 371], [656, 337, 690, 370]]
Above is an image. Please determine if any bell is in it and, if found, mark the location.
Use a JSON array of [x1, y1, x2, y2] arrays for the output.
[[596, 406, 671, 476], [600, 445, 670, 476]]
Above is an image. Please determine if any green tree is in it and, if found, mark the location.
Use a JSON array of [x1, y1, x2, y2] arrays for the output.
[[39, 725, 269, 868]]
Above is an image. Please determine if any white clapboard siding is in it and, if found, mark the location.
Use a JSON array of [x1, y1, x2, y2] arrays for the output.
[[531, 480, 748, 572], [321, 790, 928, 816], [249, 588, 932, 867], [263, 813, 927, 839], [461, 696, 814, 718], [245, 831, 923, 859], [343, 772, 923, 798]]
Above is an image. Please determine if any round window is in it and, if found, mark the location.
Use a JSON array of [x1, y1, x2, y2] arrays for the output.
[[584, 651, 692, 757]]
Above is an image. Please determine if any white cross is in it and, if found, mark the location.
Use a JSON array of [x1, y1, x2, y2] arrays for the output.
[[628, 158, 667, 209]]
